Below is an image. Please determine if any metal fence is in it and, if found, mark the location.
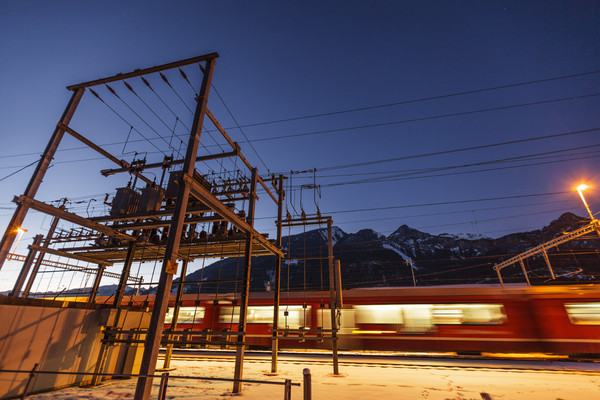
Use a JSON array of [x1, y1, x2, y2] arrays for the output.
[[1, 365, 308, 400]]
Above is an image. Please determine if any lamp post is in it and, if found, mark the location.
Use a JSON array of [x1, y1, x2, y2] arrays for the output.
[[11, 227, 27, 254], [576, 184, 595, 221]]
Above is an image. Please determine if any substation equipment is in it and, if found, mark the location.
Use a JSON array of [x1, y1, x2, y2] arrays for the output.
[[0, 53, 343, 399]]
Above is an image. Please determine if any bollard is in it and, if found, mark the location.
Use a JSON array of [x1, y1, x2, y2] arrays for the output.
[[303, 368, 311, 400], [284, 379, 292, 400], [157, 372, 169, 400], [20, 363, 39, 400]]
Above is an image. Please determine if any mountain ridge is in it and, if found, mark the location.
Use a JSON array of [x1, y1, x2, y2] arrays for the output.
[[179, 212, 599, 293]]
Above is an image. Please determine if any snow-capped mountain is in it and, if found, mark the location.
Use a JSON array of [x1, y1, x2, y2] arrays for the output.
[[180, 212, 600, 292], [46, 212, 598, 298]]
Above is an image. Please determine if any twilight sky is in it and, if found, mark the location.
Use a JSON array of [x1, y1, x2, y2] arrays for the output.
[[1, 0, 599, 260]]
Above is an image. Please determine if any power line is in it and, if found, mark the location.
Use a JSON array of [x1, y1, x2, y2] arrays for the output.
[[174, 67, 240, 176], [222, 68, 600, 129], [0, 157, 40, 182], [208, 79, 271, 173], [333, 153, 600, 187], [256, 198, 581, 228], [323, 145, 600, 180], [318, 147, 600, 188], [104, 84, 176, 156], [327, 191, 570, 215], [267, 125, 600, 175], [243, 92, 600, 145], [89, 88, 165, 155]]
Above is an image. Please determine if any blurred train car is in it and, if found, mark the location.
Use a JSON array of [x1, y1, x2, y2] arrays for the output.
[[117, 284, 600, 356]]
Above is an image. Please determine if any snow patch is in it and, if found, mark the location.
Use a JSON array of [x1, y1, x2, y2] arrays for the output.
[[439, 232, 489, 240], [382, 242, 418, 269], [319, 226, 345, 246]]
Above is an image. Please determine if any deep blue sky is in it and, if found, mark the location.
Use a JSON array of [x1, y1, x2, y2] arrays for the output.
[[1, 1, 600, 267]]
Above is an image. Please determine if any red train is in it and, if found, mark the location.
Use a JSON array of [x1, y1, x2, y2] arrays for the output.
[[125, 284, 600, 356]]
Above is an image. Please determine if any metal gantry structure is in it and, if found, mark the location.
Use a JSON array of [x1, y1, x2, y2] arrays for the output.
[[494, 218, 600, 286], [0, 53, 342, 399]]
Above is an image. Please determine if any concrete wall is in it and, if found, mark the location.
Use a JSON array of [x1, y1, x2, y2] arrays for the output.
[[0, 297, 150, 399]]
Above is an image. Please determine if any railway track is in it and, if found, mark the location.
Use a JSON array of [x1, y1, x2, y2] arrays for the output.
[[158, 349, 600, 374]]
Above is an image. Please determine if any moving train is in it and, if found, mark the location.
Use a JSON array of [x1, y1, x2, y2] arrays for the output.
[[123, 284, 600, 356]]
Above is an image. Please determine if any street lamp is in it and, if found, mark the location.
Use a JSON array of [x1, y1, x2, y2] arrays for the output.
[[576, 184, 595, 221], [11, 227, 27, 253]]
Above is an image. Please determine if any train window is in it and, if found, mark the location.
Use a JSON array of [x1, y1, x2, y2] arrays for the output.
[[219, 306, 240, 324], [354, 303, 506, 331], [164, 307, 205, 324], [565, 303, 600, 325], [317, 308, 356, 333], [354, 304, 404, 324], [400, 305, 434, 332], [218, 305, 310, 328], [277, 306, 310, 329], [433, 304, 506, 325]]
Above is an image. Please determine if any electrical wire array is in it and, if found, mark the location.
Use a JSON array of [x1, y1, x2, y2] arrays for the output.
[[0, 65, 599, 251]]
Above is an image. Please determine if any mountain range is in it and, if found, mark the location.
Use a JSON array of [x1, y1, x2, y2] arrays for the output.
[[177, 212, 600, 294], [10, 212, 598, 298]]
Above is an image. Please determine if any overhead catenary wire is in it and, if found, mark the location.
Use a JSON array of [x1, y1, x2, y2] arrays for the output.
[[299, 144, 600, 183], [174, 67, 238, 176], [222, 68, 600, 129], [196, 63, 271, 174], [89, 88, 166, 155], [0, 157, 41, 182], [315, 127, 600, 173], [314, 146, 600, 188], [325, 191, 571, 216], [104, 84, 180, 157], [239, 92, 600, 146], [134, 73, 225, 172]]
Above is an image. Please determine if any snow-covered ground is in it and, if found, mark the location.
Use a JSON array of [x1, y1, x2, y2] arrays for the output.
[[26, 354, 600, 399]]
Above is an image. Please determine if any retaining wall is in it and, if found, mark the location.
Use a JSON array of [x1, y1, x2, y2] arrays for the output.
[[0, 296, 149, 399]]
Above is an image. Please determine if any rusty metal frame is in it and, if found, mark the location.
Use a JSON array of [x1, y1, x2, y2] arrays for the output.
[[0, 88, 85, 271], [134, 55, 217, 400], [66, 53, 219, 90], [0, 52, 289, 400], [233, 168, 258, 393], [272, 215, 342, 376]]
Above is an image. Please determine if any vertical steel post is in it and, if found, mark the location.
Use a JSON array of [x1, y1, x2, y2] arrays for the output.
[[334, 259, 343, 309], [113, 242, 137, 309], [157, 372, 169, 400], [326, 218, 339, 375], [541, 250, 556, 279], [20, 363, 39, 400], [232, 168, 258, 393], [134, 56, 216, 400], [23, 213, 61, 297], [92, 243, 136, 386], [0, 89, 84, 271], [88, 264, 106, 303], [495, 265, 504, 287], [284, 379, 292, 400], [303, 368, 312, 400], [163, 259, 188, 369], [519, 259, 531, 286], [271, 175, 284, 373], [10, 235, 43, 297]]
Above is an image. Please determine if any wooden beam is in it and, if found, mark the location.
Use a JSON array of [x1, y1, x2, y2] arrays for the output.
[[59, 123, 154, 186], [183, 173, 283, 257], [30, 244, 113, 266], [15, 196, 135, 241], [67, 52, 219, 90]]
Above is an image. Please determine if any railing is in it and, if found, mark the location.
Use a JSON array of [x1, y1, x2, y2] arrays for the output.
[[0, 365, 308, 400]]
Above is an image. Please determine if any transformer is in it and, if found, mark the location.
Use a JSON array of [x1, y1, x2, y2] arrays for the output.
[[110, 187, 141, 216], [138, 186, 164, 213], [166, 170, 212, 199]]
